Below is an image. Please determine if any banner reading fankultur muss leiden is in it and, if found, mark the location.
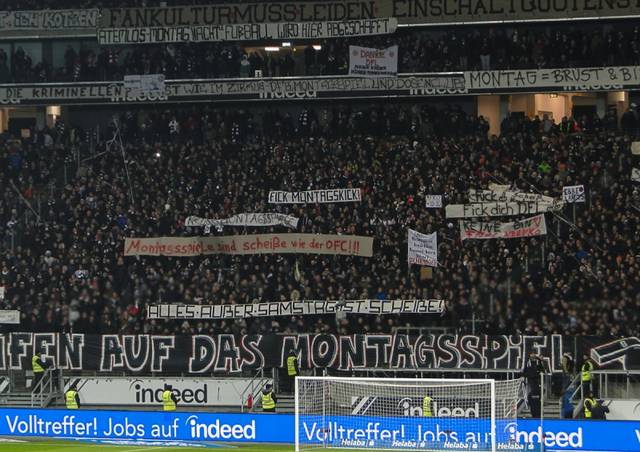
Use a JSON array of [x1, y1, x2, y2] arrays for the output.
[[349, 45, 398, 77], [124, 234, 373, 257], [460, 214, 547, 240]]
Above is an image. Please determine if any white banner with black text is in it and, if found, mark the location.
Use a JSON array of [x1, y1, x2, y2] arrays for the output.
[[468, 190, 555, 204], [268, 188, 361, 204], [562, 185, 586, 203], [148, 299, 445, 320], [445, 200, 563, 218], [407, 229, 438, 267], [185, 213, 299, 229], [98, 18, 397, 44]]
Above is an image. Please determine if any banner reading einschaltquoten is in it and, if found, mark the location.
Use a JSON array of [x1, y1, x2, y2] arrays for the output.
[[124, 234, 373, 257], [98, 18, 397, 44], [185, 213, 299, 229], [268, 188, 361, 204], [349, 45, 398, 77], [147, 299, 445, 320], [460, 214, 547, 240]]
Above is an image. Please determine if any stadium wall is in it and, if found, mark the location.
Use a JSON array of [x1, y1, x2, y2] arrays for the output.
[[0, 408, 638, 450]]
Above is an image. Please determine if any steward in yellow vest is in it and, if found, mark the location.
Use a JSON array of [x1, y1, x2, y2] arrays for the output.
[[583, 393, 596, 419], [31, 352, 48, 389], [66, 385, 79, 409], [581, 353, 595, 395], [422, 395, 433, 417], [287, 352, 299, 377], [261, 384, 277, 412], [162, 384, 177, 411]]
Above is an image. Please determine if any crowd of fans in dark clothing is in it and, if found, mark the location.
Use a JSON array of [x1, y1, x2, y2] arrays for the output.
[[1, 102, 639, 337], [2, 22, 640, 83]]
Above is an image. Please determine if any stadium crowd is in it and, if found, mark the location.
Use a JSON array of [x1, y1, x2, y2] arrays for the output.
[[1, 102, 639, 337], [2, 22, 640, 83]]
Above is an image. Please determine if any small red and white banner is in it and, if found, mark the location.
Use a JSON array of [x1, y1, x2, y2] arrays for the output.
[[460, 214, 547, 240], [349, 45, 398, 77], [408, 229, 437, 267]]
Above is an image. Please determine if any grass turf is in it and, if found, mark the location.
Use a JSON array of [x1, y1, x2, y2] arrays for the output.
[[0, 439, 294, 452]]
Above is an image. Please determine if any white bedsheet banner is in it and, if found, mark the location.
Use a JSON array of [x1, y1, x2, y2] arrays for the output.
[[407, 229, 437, 267], [185, 213, 298, 229]]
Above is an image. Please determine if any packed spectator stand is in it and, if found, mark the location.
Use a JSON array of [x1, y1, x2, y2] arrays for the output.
[[1, 103, 639, 338]]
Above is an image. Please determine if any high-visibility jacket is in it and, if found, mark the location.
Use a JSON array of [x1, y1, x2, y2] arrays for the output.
[[32, 356, 44, 373], [422, 396, 433, 417], [162, 390, 176, 411], [287, 356, 298, 376], [583, 397, 596, 418], [262, 391, 276, 410], [581, 361, 594, 382], [65, 390, 78, 409]]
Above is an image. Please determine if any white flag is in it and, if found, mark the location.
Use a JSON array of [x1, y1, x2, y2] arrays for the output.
[[632, 168, 640, 182], [408, 229, 437, 267]]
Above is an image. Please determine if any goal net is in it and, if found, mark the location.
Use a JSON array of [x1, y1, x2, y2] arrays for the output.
[[295, 377, 523, 452]]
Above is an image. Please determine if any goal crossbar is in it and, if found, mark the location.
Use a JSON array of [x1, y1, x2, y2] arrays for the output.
[[295, 376, 522, 452]]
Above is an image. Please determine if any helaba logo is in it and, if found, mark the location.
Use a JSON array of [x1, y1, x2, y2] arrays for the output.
[[397, 398, 480, 418], [186, 415, 256, 440], [129, 380, 208, 404], [503, 422, 582, 448]]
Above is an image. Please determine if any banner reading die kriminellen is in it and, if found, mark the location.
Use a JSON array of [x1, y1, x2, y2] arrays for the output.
[[349, 45, 398, 77], [407, 229, 437, 267], [124, 234, 373, 257]]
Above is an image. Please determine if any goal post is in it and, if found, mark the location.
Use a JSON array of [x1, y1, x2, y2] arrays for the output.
[[295, 376, 523, 452]]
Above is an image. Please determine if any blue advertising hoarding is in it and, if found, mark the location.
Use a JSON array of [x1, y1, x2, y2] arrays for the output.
[[0, 408, 639, 451]]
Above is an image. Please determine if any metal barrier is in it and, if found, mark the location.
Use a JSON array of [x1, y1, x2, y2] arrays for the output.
[[30, 368, 62, 408]]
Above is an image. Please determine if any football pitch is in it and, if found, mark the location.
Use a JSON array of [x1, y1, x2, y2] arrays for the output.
[[0, 439, 293, 452]]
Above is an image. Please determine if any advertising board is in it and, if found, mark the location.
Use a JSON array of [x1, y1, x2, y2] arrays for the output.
[[0, 409, 639, 451]]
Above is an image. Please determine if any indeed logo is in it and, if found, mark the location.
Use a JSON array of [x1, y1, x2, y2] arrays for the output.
[[186, 416, 255, 440], [503, 422, 582, 448], [398, 398, 480, 418], [130, 380, 207, 404]]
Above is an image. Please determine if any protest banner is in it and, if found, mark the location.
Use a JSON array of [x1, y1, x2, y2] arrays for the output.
[[0, 9, 98, 30], [123, 74, 165, 95], [460, 214, 547, 240], [632, 168, 640, 183], [124, 234, 373, 257], [185, 213, 298, 229], [268, 188, 361, 204], [562, 185, 586, 203], [632, 142, 640, 156], [148, 299, 445, 320], [349, 45, 398, 77], [465, 66, 640, 93], [445, 200, 562, 218], [98, 18, 396, 44], [468, 190, 555, 204], [101, 1, 640, 28], [0, 310, 19, 325], [424, 195, 442, 208], [407, 229, 437, 267]]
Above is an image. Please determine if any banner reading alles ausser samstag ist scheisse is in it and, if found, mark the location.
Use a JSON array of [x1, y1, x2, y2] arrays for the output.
[[124, 234, 373, 257]]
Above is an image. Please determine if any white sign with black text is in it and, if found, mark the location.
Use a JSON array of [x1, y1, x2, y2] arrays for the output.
[[424, 195, 442, 208], [268, 188, 361, 204], [0, 310, 19, 324], [148, 299, 445, 320], [562, 185, 586, 203], [632, 168, 640, 183], [407, 229, 438, 267], [349, 45, 398, 78], [185, 213, 299, 229]]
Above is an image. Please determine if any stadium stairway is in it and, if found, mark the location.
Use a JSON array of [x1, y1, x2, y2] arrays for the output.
[[275, 394, 295, 413], [0, 392, 36, 407]]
